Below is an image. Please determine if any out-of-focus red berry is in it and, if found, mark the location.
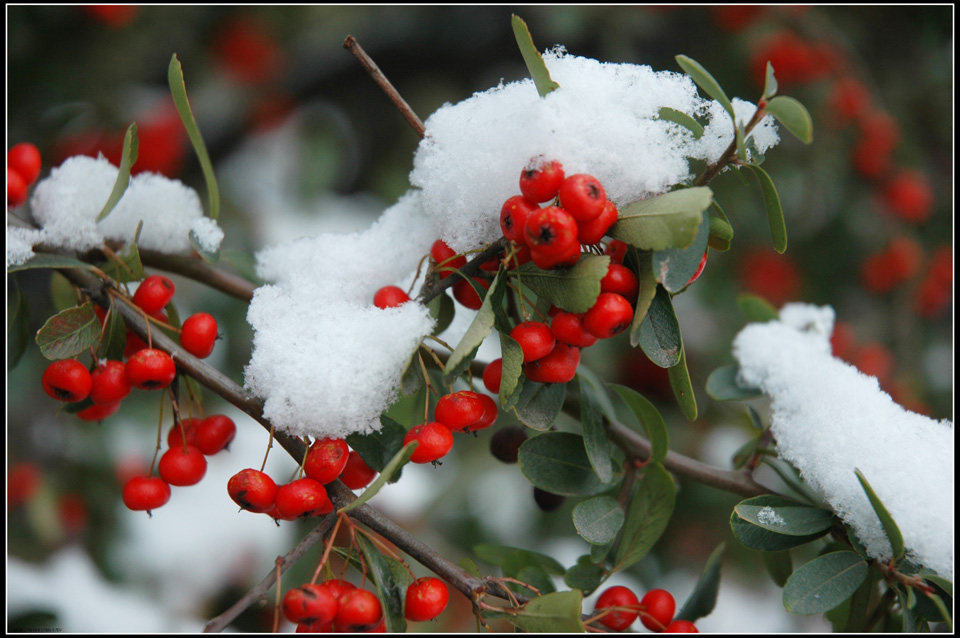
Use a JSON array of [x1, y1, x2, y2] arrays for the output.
[[738, 249, 801, 307], [829, 78, 871, 124], [81, 5, 139, 28], [711, 5, 767, 31], [213, 15, 286, 85], [750, 32, 831, 89], [883, 171, 934, 223]]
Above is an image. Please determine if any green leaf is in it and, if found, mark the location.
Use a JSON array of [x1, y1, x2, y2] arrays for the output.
[[564, 559, 605, 594], [346, 415, 408, 480], [731, 434, 761, 470], [705, 364, 762, 401], [105, 220, 146, 284], [675, 55, 735, 122], [444, 269, 505, 382], [189, 228, 219, 263], [854, 468, 905, 561], [744, 164, 787, 254], [762, 550, 794, 588], [510, 15, 560, 98], [762, 62, 778, 100], [608, 384, 669, 464], [734, 497, 835, 536], [460, 556, 482, 578], [613, 462, 676, 572], [518, 431, 610, 496], [668, 344, 698, 421], [218, 249, 262, 285], [96, 123, 138, 222], [427, 290, 455, 336], [652, 211, 710, 293], [783, 551, 869, 615], [516, 381, 566, 431], [639, 285, 681, 368], [736, 121, 748, 162], [626, 247, 658, 348], [608, 187, 712, 252], [338, 442, 417, 514], [657, 106, 704, 139], [35, 302, 100, 361], [49, 272, 77, 312], [737, 293, 779, 322], [677, 543, 725, 622], [518, 254, 608, 314], [498, 332, 525, 410], [487, 590, 585, 633], [168, 54, 220, 220], [579, 375, 613, 484], [355, 534, 409, 633], [8, 278, 30, 370], [96, 300, 127, 362], [7, 254, 99, 273], [573, 496, 625, 545], [730, 496, 831, 551], [473, 543, 566, 575], [576, 366, 617, 421], [707, 213, 733, 252], [765, 96, 813, 144]]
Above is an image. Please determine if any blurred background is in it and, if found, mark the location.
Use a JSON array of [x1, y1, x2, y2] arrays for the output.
[[7, 5, 953, 633]]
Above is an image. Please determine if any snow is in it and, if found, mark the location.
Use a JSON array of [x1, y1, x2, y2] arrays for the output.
[[11, 154, 223, 265], [732, 303, 953, 579]]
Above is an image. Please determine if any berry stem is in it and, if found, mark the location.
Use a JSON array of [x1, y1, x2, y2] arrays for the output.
[[310, 513, 346, 584]]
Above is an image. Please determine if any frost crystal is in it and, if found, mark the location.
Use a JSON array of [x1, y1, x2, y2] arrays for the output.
[[757, 506, 786, 527], [733, 303, 953, 579]]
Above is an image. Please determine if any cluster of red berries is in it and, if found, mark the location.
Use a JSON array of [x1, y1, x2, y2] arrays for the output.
[[402, 389, 499, 464], [227, 438, 377, 520], [593, 586, 697, 633], [7, 461, 90, 538], [859, 237, 922, 295], [8, 142, 42, 208], [122, 414, 237, 513]]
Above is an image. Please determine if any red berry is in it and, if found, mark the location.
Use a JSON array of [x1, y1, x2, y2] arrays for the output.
[[80, 4, 138, 27], [132, 275, 176, 315], [435, 391, 485, 431], [158, 444, 207, 486], [829, 77, 871, 124], [595, 586, 640, 631], [227, 468, 278, 513], [601, 263, 639, 300], [640, 589, 676, 632], [559, 174, 607, 221], [524, 342, 580, 384], [340, 451, 377, 490], [122, 476, 171, 512], [180, 312, 218, 358], [583, 293, 634, 339], [318, 578, 357, 603], [213, 15, 285, 85], [8, 462, 42, 508], [304, 438, 350, 484], [482, 359, 503, 393], [469, 393, 498, 432], [194, 414, 237, 455], [738, 249, 802, 307], [42, 359, 93, 402], [665, 620, 699, 633], [125, 348, 176, 390], [431, 240, 467, 279], [404, 423, 454, 463], [851, 111, 899, 178], [519, 158, 565, 204], [8, 142, 42, 185], [577, 200, 619, 245], [452, 277, 490, 310], [500, 195, 540, 244], [274, 478, 331, 519], [530, 238, 581, 270], [686, 250, 708, 286], [167, 417, 201, 448], [550, 311, 599, 348], [89, 360, 132, 405], [373, 285, 411, 309], [860, 238, 922, 294], [524, 206, 579, 256], [405, 576, 450, 622], [57, 493, 89, 535], [7, 166, 28, 208], [883, 171, 934, 223], [604, 239, 628, 264], [76, 401, 122, 422], [283, 584, 339, 625], [334, 589, 383, 632], [510, 321, 556, 363]]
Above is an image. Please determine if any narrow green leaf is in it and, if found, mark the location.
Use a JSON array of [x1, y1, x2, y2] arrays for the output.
[[579, 375, 613, 484], [762, 550, 794, 588], [516, 380, 566, 431], [737, 293, 779, 322], [675, 55, 735, 122], [705, 364, 762, 401], [337, 441, 416, 514], [518, 254, 608, 314], [511, 15, 560, 97], [576, 366, 617, 422], [487, 590, 585, 633], [734, 497, 835, 536], [8, 278, 30, 369], [626, 247, 658, 348], [765, 96, 813, 144], [460, 556, 482, 578], [573, 496, 624, 546], [427, 290, 455, 337], [763, 62, 778, 100], [639, 285, 681, 368], [854, 468, 905, 561], [736, 121, 748, 162], [608, 187, 712, 252], [472, 543, 566, 575], [96, 300, 127, 362], [657, 106, 704, 139], [731, 434, 761, 470], [653, 211, 710, 293], [730, 496, 831, 551], [168, 54, 220, 220], [96, 123, 138, 222], [707, 213, 733, 252], [609, 384, 669, 464], [35, 302, 100, 360], [346, 415, 407, 480], [444, 270, 504, 381], [677, 543, 725, 622], [783, 552, 868, 615], [49, 272, 77, 312], [355, 534, 409, 633], [841, 572, 874, 632], [613, 462, 676, 572], [518, 431, 609, 496], [7, 254, 99, 273], [668, 344, 698, 421], [499, 332, 525, 410], [744, 164, 787, 254]]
